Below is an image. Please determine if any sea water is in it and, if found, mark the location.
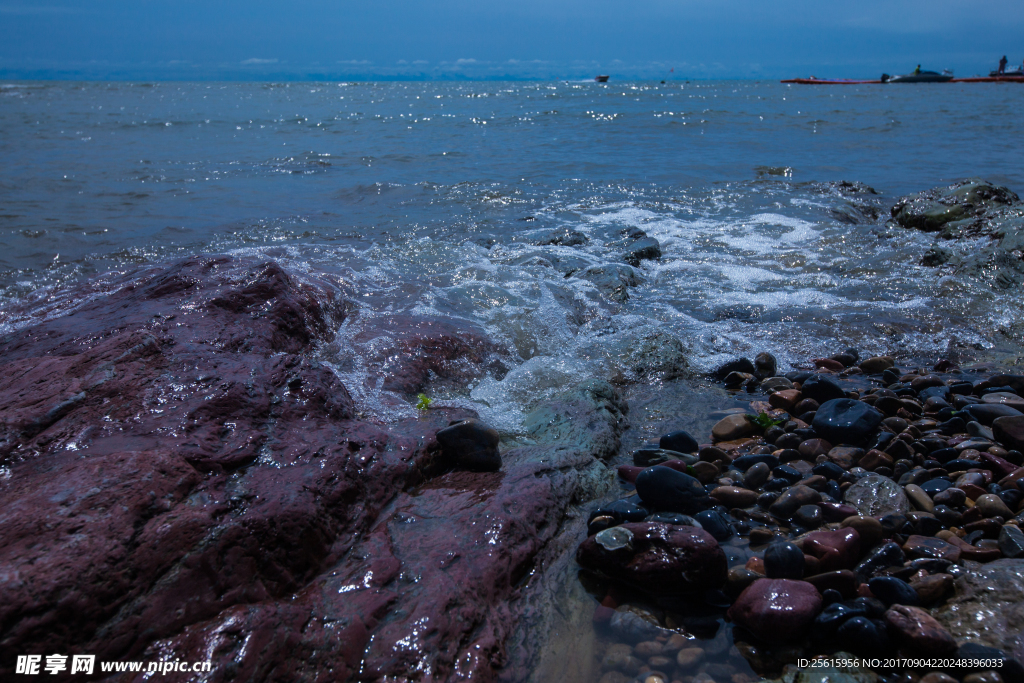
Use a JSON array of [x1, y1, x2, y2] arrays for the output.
[[2, 79, 1023, 430]]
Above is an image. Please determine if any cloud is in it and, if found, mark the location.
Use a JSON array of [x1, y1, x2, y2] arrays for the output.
[[241, 58, 278, 65], [337, 59, 372, 65], [455, 58, 477, 64]]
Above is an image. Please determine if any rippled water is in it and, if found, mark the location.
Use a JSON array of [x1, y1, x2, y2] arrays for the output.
[[3, 80, 1024, 429]]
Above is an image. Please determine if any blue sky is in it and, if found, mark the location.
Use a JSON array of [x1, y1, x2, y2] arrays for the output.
[[1, 0, 1022, 80]]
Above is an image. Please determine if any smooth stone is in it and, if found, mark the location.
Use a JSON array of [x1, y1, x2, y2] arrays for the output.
[[754, 351, 778, 378], [800, 438, 833, 458], [436, 418, 502, 471], [764, 540, 806, 579], [690, 461, 719, 484], [733, 453, 781, 471], [694, 510, 733, 541], [993, 415, 1024, 452], [869, 575, 920, 606], [962, 403, 1024, 426], [793, 504, 824, 529], [802, 527, 862, 572], [608, 608, 674, 644], [813, 601, 868, 635], [644, 512, 702, 527], [933, 505, 964, 527], [675, 647, 705, 669], [660, 430, 699, 454], [633, 448, 698, 467], [844, 473, 911, 516], [910, 572, 954, 604], [860, 356, 895, 374], [835, 615, 889, 655], [744, 462, 771, 489], [905, 484, 936, 513], [813, 399, 884, 447], [813, 461, 847, 480], [922, 478, 954, 495], [726, 578, 823, 644], [998, 525, 1024, 558], [820, 502, 859, 523], [969, 421, 997, 440], [801, 374, 848, 403], [805, 569, 858, 599], [762, 376, 796, 393], [772, 465, 803, 483], [635, 466, 711, 515], [976, 493, 1014, 518], [770, 389, 802, 411], [590, 499, 650, 525], [712, 414, 761, 441], [577, 522, 727, 594], [902, 535, 961, 562], [769, 485, 822, 520], [711, 486, 758, 509], [854, 541, 906, 577], [840, 515, 885, 547], [828, 446, 865, 470], [715, 357, 756, 379], [884, 604, 957, 655]]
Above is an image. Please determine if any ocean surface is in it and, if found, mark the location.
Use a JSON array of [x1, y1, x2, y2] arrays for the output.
[[2, 79, 1024, 431]]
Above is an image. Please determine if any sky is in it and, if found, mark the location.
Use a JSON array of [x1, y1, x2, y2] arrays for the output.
[[1, 0, 1023, 80]]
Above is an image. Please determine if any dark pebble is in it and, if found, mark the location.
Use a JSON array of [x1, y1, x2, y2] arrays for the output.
[[635, 466, 711, 514], [645, 511, 702, 526], [920, 478, 952, 494], [764, 540, 805, 579], [660, 430, 699, 454], [814, 601, 867, 635], [821, 588, 844, 606], [589, 499, 649, 525], [813, 461, 846, 480], [793, 504, 824, 529], [694, 509, 733, 541], [868, 576, 920, 606], [933, 505, 963, 527], [802, 374, 848, 403], [733, 453, 780, 471], [763, 478, 790, 492], [855, 541, 906, 577], [772, 465, 803, 483], [775, 433, 803, 450], [835, 616, 889, 655], [813, 398, 884, 447]]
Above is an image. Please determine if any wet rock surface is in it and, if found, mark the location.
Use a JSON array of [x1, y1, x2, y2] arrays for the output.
[[579, 346, 1024, 683], [0, 255, 629, 682]]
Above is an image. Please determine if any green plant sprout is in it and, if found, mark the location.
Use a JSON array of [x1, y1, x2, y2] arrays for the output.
[[416, 393, 433, 411], [753, 412, 784, 429]]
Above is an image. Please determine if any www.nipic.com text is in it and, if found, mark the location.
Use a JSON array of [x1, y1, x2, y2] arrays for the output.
[[15, 654, 213, 675]]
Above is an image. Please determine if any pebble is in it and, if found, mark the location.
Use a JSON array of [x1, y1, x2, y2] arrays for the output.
[[675, 647, 705, 669], [436, 418, 502, 471], [801, 374, 848, 403], [635, 466, 710, 514], [884, 604, 958, 655], [712, 414, 761, 441], [835, 615, 889, 655], [975, 493, 1013, 518], [844, 473, 911, 516], [769, 485, 822, 520], [793, 504, 824, 529], [711, 486, 758, 509], [868, 576, 920, 606], [905, 484, 936, 513], [997, 524, 1024, 558], [660, 430, 699, 454], [812, 398, 884, 447], [743, 462, 771, 488], [727, 578, 823, 643], [764, 541, 805, 579], [840, 515, 885, 547]]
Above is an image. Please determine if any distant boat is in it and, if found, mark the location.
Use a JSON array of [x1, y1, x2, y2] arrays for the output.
[[781, 77, 881, 84], [594, 75, 609, 83], [988, 66, 1023, 77], [882, 70, 954, 83]]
